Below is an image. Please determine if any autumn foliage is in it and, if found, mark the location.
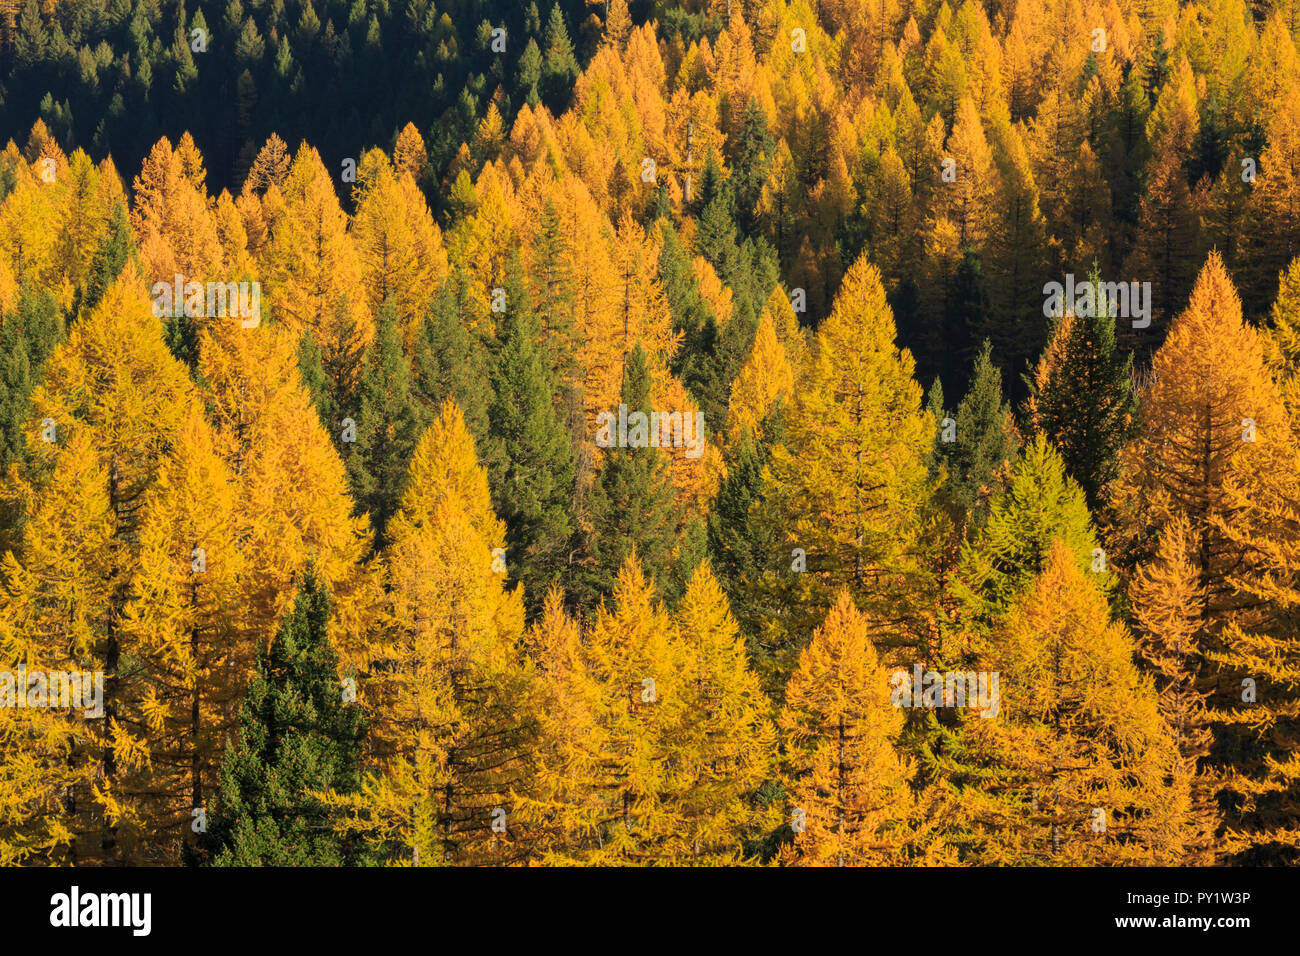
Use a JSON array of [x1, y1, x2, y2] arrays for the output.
[[2, 0, 1300, 868]]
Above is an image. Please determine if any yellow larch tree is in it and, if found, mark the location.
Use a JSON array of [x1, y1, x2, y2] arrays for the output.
[[351, 148, 447, 348], [261, 143, 372, 393], [337, 400, 532, 865], [130, 136, 223, 288], [955, 541, 1195, 865], [576, 555, 693, 864], [197, 320, 372, 659], [1114, 253, 1294, 738], [512, 588, 611, 863], [672, 562, 776, 862], [780, 590, 918, 866], [726, 302, 794, 443], [761, 284, 810, 381], [5, 268, 198, 863], [754, 253, 933, 675], [926, 95, 1001, 250], [0, 153, 64, 298], [118, 408, 249, 863], [0, 431, 115, 864], [393, 122, 428, 182], [1128, 515, 1221, 862]]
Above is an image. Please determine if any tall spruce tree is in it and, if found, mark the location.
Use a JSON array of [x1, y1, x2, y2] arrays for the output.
[[0, 284, 62, 470], [1026, 271, 1135, 514], [411, 273, 498, 475], [79, 201, 135, 320], [202, 569, 366, 866], [952, 434, 1101, 635], [937, 340, 1019, 527], [346, 300, 426, 549], [489, 301, 577, 619], [578, 344, 682, 608]]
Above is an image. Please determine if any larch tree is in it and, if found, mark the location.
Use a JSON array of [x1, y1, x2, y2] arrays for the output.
[[1128, 515, 1221, 863], [573, 555, 694, 864], [725, 302, 794, 444], [753, 253, 933, 677], [1247, 87, 1300, 313], [672, 562, 777, 861], [261, 144, 372, 397], [340, 400, 533, 866], [512, 588, 610, 863], [197, 320, 373, 663], [130, 136, 223, 292], [780, 590, 919, 866], [351, 149, 447, 349], [927, 96, 1001, 251], [1115, 252, 1300, 859], [1112, 253, 1289, 649], [119, 408, 248, 862], [953, 541, 1194, 865], [4, 268, 197, 863], [0, 430, 114, 864]]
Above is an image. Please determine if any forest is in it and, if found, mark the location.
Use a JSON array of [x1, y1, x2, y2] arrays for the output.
[[0, 0, 1299, 867]]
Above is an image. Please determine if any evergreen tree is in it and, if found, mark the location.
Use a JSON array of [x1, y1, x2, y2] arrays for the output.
[[725, 101, 776, 235], [489, 303, 577, 619], [1025, 272, 1136, 514], [0, 284, 62, 470], [79, 202, 135, 319], [202, 568, 366, 866], [937, 340, 1019, 527], [541, 4, 579, 108], [660, 220, 732, 433], [709, 416, 777, 602], [297, 329, 341, 437], [411, 273, 497, 472], [345, 301, 426, 549], [953, 434, 1101, 634], [578, 344, 682, 608]]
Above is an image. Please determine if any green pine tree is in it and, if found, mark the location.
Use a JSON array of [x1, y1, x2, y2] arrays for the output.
[[577, 343, 683, 608], [938, 340, 1020, 527], [1025, 270, 1136, 514], [706, 407, 786, 644], [201, 568, 367, 867], [661, 219, 739, 434], [540, 4, 579, 108], [79, 201, 136, 320], [951, 434, 1102, 634], [0, 284, 63, 470], [489, 298, 577, 619], [298, 328, 341, 437], [346, 300, 427, 549], [411, 272, 499, 474]]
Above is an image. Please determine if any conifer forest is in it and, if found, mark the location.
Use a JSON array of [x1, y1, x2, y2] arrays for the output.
[[1, 0, 1300, 873]]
